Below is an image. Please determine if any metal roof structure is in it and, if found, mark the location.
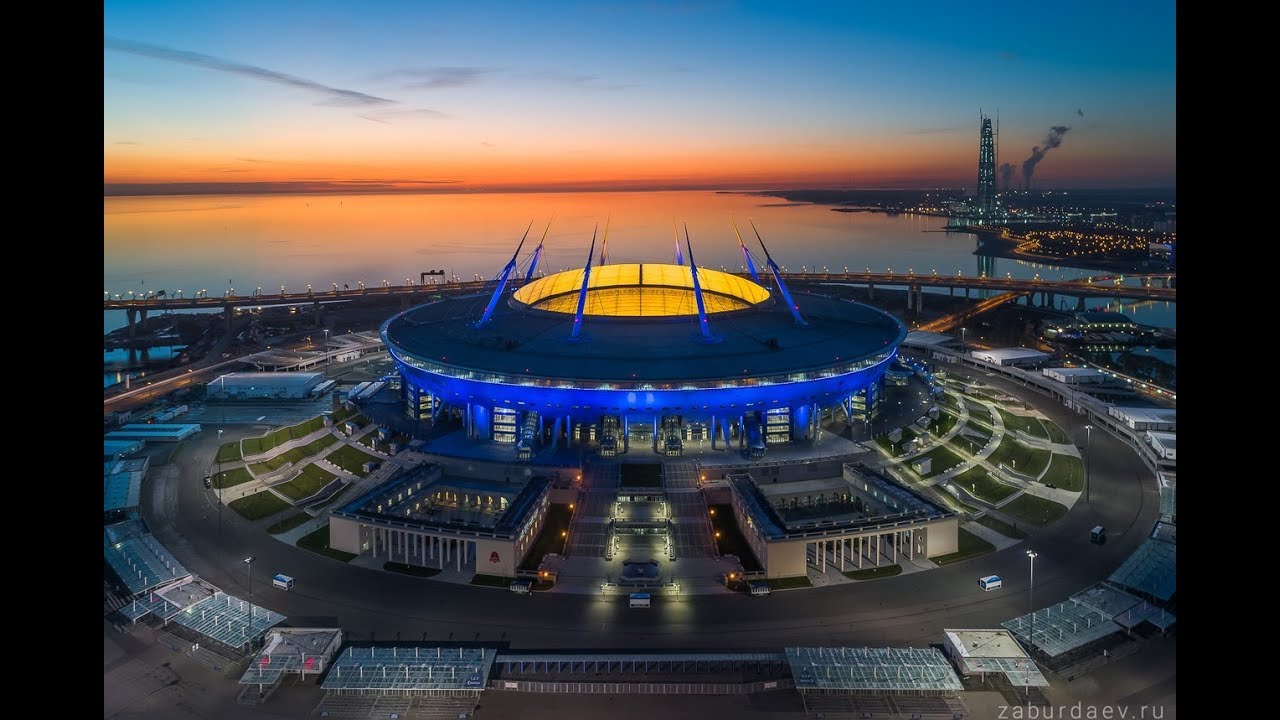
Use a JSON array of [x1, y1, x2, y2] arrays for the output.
[[104, 521, 190, 595], [104, 471, 143, 513], [942, 629, 1049, 687], [239, 629, 343, 686], [1001, 600, 1121, 657], [1108, 536, 1176, 602], [1069, 583, 1143, 618], [322, 647, 497, 694], [785, 647, 962, 693]]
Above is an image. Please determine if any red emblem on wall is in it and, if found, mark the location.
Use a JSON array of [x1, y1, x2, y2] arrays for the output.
[[489, 551, 500, 563]]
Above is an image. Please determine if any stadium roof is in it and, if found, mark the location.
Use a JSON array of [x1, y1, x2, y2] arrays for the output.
[[513, 264, 770, 317], [240, 629, 342, 686], [785, 647, 962, 692], [942, 630, 1049, 688], [384, 289, 904, 383]]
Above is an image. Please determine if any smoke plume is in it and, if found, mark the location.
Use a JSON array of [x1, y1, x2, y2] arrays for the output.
[[999, 163, 1015, 191], [1022, 125, 1070, 190]]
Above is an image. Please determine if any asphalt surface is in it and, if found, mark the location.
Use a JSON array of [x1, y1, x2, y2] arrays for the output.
[[143, 365, 1160, 653]]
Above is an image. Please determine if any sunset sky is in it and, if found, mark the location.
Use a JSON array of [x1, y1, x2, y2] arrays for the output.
[[104, 1, 1176, 192]]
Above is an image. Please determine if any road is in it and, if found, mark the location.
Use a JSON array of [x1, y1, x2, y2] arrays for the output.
[[143, 366, 1159, 652]]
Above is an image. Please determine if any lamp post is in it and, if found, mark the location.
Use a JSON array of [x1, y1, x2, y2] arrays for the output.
[[1025, 549, 1038, 703], [1083, 424, 1093, 502], [216, 429, 224, 541], [243, 556, 256, 647], [323, 328, 331, 377]]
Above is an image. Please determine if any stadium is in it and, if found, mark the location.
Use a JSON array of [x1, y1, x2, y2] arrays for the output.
[[382, 230, 906, 460]]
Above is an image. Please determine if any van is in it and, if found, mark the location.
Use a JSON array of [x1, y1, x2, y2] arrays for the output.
[[272, 574, 294, 591], [1091, 526, 1107, 544], [629, 592, 651, 608], [978, 575, 1002, 591]]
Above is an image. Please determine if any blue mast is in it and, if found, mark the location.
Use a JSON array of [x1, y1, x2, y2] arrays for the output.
[[476, 221, 533, 327], [524, 218, 552, 282], [684, 224, 719, 342], [673, 220, 684, 265], [750, 219, 807, 326], [569, 225, 598, 340], [731, 216, 763, 284]]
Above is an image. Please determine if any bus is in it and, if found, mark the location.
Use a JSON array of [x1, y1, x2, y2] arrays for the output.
[[978, 575, 1002, 592], [629, 592, 651, 608], [272, 574, 295, 591]]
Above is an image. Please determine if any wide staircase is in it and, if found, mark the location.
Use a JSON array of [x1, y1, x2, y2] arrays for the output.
[[664, 462, 716, 559], [565, 460, 619, 558]]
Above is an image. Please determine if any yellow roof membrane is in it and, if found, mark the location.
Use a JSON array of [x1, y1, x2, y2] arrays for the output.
[[512, 263, 770, 317]]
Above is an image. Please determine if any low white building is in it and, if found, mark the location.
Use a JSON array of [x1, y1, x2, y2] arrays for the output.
[[970, 348, 1052, 367], [1043, 367, 1107, 384], [1146, 431, 1175, 460], [207, 372, 326, 400], [1109, 406, 1176, 431]]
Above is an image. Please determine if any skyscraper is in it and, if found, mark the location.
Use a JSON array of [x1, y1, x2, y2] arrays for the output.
[[976, 115, 996, 216]]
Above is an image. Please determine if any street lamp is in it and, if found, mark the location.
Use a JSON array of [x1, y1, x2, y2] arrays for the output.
[[243, 556, 256, 647], [1025, 549, 1038, 702], [1083, 424, 1093, 502], [216, 429, 224, 540]]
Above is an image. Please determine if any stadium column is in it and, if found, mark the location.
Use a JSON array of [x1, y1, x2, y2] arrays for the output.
[[439, 537, 445, 570], [710, 416, 716, 450], [739, 415, 745, 448], [623, 415, 629, 453], [653, 417, 659, 453]]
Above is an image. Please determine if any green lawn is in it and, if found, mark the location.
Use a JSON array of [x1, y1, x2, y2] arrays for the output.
[[266, 513, 313, 535], [275, 463, 339, 501], [997, 408, 1048, 438], [975, 514, 1029, 539], [252, 434, 339, 473], [709, 504, 763, 571], [930, 411, 958, 437], [766, 576, 813, 590], [215, 441, 243, 463], [987, 436, 1051, 478], [1043, 420, 1071, 444], [1041, 454, 1085, 492], [964, 401, 993, 427], [931, 528, 996, 566], [311, 483, 354, 510], [297, 524, 357, 562], [228, 491, 291, 520], [339, 414, 370, 432], [952, 466, 1018, 503], [470, 574, 516, 588], [876, 426, 919, 456], [326, 444, 380, 476], [213, 467, 254, 490], [332, 406, 357, 424], [843, 565, 903, 581], [519, 504, 574, 571], [910, 444, 965, 477], [241, 416, 328, 455], [384, 561, 442, 578], [1001, 494, 1069, 526]]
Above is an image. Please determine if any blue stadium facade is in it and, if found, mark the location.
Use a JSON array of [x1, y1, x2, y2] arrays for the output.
[[382, 240, 903, 459]]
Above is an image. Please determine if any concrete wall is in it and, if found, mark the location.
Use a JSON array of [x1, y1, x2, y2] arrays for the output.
[[765, 540, 807, 579], [548, 487, 579, 504], [925, 517, 959, 557], [475, 537, 517, 577], [329, 516, 366, 555]]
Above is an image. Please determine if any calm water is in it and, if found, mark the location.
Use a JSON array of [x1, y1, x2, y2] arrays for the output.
[[104, 190, 1175, 339]]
